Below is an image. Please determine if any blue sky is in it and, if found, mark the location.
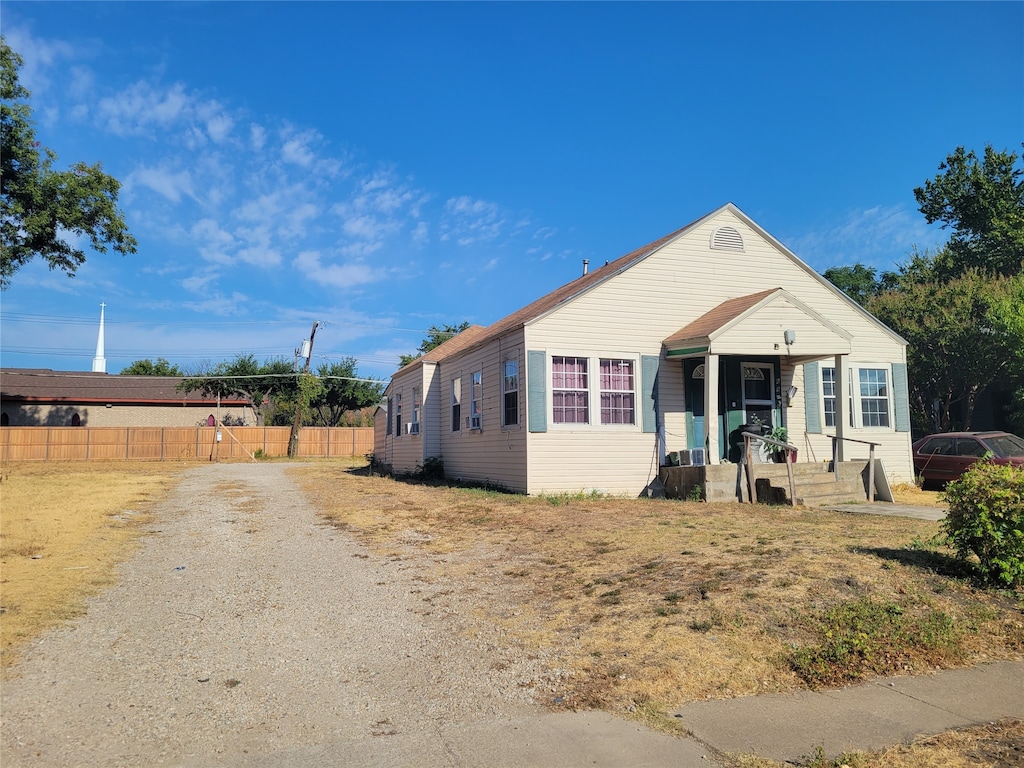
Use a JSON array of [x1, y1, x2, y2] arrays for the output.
[[1, 2, 1021, 380]]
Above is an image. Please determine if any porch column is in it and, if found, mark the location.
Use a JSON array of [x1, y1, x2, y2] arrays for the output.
[[834, 354, 848, 462], [705, 353, 720, 464]]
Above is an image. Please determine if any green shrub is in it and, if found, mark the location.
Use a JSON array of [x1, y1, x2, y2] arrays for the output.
[[942, 459, 1024, 588], [418, 455, 445, 482]]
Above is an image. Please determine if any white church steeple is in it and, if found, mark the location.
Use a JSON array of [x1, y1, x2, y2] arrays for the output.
[[92, 302, 107, 373]]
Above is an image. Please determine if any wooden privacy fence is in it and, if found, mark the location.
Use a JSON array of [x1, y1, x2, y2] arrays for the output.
[[0, 426, 374, 462]]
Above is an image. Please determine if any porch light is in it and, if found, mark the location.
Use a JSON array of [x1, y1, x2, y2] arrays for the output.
[[786, 385, 798, 406], [784, 329, 796, 346]]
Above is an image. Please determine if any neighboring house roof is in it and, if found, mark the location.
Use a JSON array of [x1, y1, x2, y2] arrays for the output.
[[0, 369, 247, 406]]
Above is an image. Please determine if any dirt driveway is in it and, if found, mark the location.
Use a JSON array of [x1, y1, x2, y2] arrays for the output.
[[0, 463, 712, 767]]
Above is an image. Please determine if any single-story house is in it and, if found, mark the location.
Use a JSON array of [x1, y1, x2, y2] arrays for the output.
[[377, 203, 913, 499], [0, 369, 252, 427]]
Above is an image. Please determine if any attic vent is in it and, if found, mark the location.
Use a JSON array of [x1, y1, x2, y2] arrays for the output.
[[711, 226, 744, 251]]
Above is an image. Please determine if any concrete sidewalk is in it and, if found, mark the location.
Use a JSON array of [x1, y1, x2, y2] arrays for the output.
[[673, 660, 1024, 764], [826, 502, 947, 521]]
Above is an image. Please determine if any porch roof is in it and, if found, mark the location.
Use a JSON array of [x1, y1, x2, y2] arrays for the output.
[[663, 288, 853, 358]]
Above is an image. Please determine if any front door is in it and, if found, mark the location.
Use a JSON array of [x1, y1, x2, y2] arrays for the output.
[[742, 363, 776, 430]]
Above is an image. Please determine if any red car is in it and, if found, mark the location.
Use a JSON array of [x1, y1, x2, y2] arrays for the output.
[[912, 431, 1024, 488]]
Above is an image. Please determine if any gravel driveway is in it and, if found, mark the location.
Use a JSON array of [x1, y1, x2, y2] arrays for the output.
[[1, 463, 710, 768]]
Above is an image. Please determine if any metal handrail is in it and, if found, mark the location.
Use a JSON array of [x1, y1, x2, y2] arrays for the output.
[[826, 434, 882, 502]]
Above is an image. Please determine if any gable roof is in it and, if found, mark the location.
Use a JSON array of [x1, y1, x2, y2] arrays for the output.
[[663, 289, 780, 346], [392, 324, 490, 377], [0, 369, 247, 406], [662, 288, 854, 357]]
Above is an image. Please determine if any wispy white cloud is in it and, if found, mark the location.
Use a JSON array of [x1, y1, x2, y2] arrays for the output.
[[98, 81, 190, 136], [440, 195, 506, 246], [293, 251, 386, 289], [126, 163, 196, 203], [783, 204, 944, 272]]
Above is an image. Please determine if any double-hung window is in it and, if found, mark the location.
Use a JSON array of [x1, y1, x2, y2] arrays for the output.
[[859, 368, 890, 427], [386, 397, 393, 435], [451, 378, 461, 432], [503, 358, 519, 426], [600, 359, 635, 425], [822, 367, 837, 428], [411, 386, 421, 434], [552, 356, 589, 424], [394, 392, 403, 436], [470, 370, 482, 429]]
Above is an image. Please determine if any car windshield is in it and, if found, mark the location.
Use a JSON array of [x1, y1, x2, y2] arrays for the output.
[[981, 434, 1024, 458]]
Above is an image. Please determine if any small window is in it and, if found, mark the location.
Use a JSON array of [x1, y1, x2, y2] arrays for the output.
[[503, 358, 519, 427], [451, 378, 461, 432], [859, 368, 890, 427], [600, 359, 635, 425], [552, 356, 589, 424], [71, 413, 82, 427], [386, 397, 393, 435], [394, 392, 403, 436], [470, 370, 482, 429], [412, 386, 421, 429]]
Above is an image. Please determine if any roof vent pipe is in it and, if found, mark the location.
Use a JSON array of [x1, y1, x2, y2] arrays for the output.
[[582, 259, 589, 276]]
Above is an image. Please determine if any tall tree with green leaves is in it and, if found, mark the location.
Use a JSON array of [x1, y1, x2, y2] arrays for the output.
[[177, 354, 296, 426], [120, 358, 184, 376], [309, 358, 384, 426], [0, 38, 137, 289], [868, 270, 1017, 432], [398, 321, 471, 367], [914, 144, 1024, 279]]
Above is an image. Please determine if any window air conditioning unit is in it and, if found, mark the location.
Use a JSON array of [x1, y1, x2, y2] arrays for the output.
[[466, 414, 482, 430], [680, 448, 706, 466], [406, 422, 420, 435]]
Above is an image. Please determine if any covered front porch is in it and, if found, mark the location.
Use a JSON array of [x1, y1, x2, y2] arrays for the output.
[[659, 288, 865, 481]]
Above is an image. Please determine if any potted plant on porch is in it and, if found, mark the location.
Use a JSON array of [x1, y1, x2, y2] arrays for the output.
[[767, 425, 793, 463]]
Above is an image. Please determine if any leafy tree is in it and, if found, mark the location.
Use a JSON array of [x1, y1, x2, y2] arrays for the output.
[[0, 38, 136, 289], [398, 322, 471, 367], [823, 264, 883, 306], [914, 144, 1024, 279], [177, 354, 296, 426], [986, 273, 1024, 432], [120, 358, 184, 376], [868, 269, 1017, 432], [309, 358, 384, 426]]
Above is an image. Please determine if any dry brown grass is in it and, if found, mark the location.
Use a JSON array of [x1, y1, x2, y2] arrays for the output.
[[297, 460, 1023, 722], [731, 718, 1024, 767], [0, 461, 183, 672]]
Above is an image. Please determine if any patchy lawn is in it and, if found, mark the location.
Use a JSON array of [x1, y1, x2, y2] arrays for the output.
[[0, 461, 183, 672], [298, 461, 1023, 724]]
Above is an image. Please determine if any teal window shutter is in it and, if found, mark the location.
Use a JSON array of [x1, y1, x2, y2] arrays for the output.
[[804, 362, 821, 434], [641, 355, 659, 434], [527, 350, 547, 433], [892, 362, 911, 433]]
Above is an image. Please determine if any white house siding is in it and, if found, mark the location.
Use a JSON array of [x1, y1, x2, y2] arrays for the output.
[[440, 331, 528, 492], [711, 298, 850, 356], [387, 367, 427, 475], [523, 207, 914, 489]]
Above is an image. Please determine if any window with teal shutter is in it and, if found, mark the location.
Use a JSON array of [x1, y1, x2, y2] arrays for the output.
[[804, 362, 821, 434], [892, 362, 911, 432], [641, 355, 658, 434], [527, 350, 547, 433]]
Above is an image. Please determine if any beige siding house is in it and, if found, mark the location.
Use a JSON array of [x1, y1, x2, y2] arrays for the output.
[[377, 204, 914, 497]]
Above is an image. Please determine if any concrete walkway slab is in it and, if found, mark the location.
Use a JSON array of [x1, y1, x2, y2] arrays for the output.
[[672, 661, 1023, 764], [827, 502, 947, 521]]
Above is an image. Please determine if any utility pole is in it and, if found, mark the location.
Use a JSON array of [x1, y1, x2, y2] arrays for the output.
[[288, 321, 319, 458]]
